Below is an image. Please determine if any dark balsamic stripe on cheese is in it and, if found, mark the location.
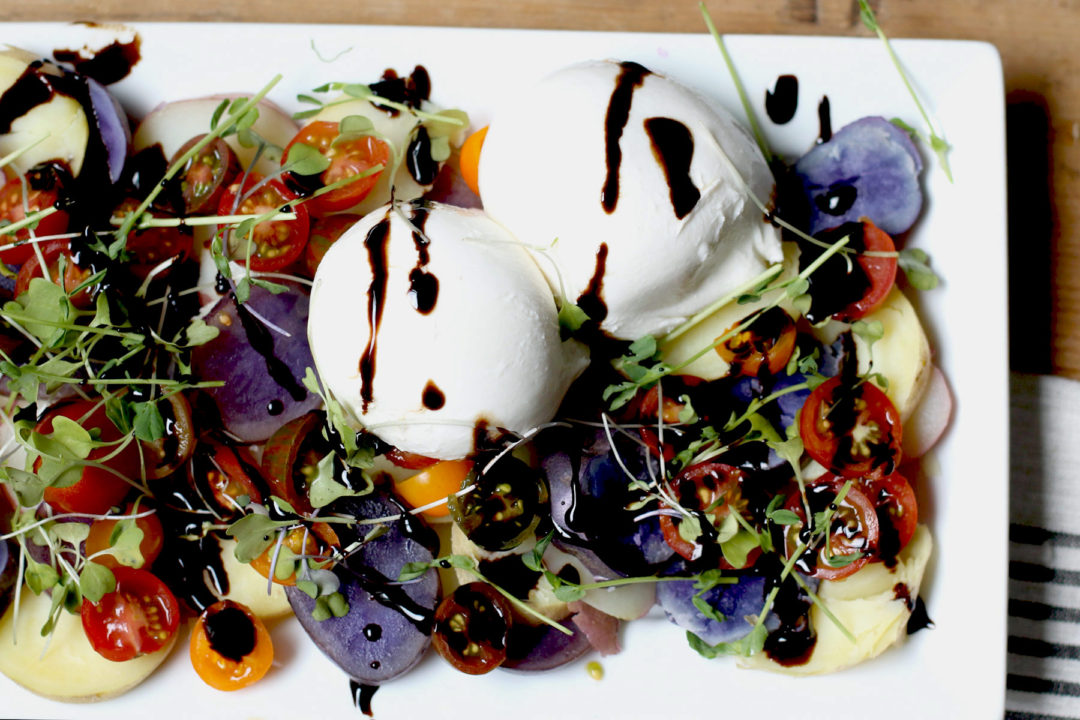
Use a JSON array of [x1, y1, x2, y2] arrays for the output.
[[576, 242, 609, 324], [644, 116, 700, 219], [1010, 599, 1080, 624], [408, 203, 438, 314], [359, 212, 392, 413], [1011, 523, 1080, 548], [1010, 561, 1080, 586], [422, 380, 444, 410], [602, 61, 650, 214], [1007, 674, 1080, 698], [1009, 636, 1080, 661], [0, 63, 52, 133]]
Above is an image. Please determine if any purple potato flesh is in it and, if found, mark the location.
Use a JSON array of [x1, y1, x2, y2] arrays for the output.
[[192, 283, 322, 443], [657, 570, 768, 646], [85, 77, 131, 184], [287, 494, 438, 685], [501, 615, 593, 672], [795, 116, 923, 236]]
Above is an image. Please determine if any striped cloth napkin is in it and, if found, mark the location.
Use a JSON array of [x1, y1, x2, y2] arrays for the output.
[[1008, 373, 1080, 720]]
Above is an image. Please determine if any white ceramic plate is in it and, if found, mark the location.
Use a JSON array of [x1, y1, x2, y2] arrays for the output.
[[0, 22, 1007, 720]]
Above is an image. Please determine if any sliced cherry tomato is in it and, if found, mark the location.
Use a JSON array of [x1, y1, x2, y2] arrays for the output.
[[38, 399, 139, 515], [799, 376, 902, 479], [639, 427, 675, 463], [304, 213, 359, 277], [85, 502, 165, 570], [448, 456, 547, 552], [715, 306, 797, 377], [81, 566, 180, 662], [783, 476, 880, 581], [864, 471, 918, 556], [190, 600, 273, 690], [15, 239, 96, 308], [636, 385, 687, 424], [283, 121, 391, 216], [113, 197, 194, 278], [169, 134, 239, 215], [0, 172, 69, 265], [139, 393, 196, 480], [261, 412, 327, 514], [833, 220, 898, 322], [394, 459, 473, 519], [432, 582, 512, 675], [458, 126, 487, 197], [249, 522, 339, 585], [189, 442, 264, 516], [217, 174, 309, 272], [658, 462, 743, 563]]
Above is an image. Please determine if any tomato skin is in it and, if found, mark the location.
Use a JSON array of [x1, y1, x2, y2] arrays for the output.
[[15, 239, 96, 308], [248, 522, 339, 585], [114, 197, 194, 278], [715, 307, 797, 377], [81, 567, 180, 662], [833, 221, 898, 322], [0, 175, 69, 265], [458, 126, 487, 197], [394, 459, 473, 519], [190, 600, 273, 690], [85, 503, 165, 570], [865, 471, 918, 554], [189, 442, 265, 516], [37, 400, 138, 515], [217, 174, 309, 272], [658, 462, 746, 564], [139, 392, 196, 480], [169, 134, 239, 215], [385, 448, 439, 471], [799, 376, 902, 479], [784, 476, 880, 581], [303, 214, 359, 277], [283, 122, 391, 216], [260, 412, 324, 514], [432, 582, 512, 675]]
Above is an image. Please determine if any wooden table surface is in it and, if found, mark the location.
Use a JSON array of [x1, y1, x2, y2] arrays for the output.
[[5, 0, 1078, 377]]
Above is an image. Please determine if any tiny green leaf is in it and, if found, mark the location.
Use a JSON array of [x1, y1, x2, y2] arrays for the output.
[[78, 562, 116, 603]]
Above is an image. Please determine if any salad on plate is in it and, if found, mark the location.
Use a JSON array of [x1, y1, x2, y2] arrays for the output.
[[0, 6, 955, 715]]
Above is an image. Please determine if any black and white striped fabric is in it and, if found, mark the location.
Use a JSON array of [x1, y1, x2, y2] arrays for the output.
[[1008, 374, 1080, 720]]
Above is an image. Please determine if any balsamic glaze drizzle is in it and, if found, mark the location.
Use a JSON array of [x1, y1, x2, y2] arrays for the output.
[[53, 31, 142, 85], [765, 74, 799, 124], [817, 95, 833, 143], [359, 214, 392, 413], [576, 242, 609, 324], [601, 61, 650, 213], [644, 116, 701, 219]]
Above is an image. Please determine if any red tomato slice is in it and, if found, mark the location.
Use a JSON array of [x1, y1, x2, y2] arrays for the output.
[[659, 462, 745, 563], [833, 220, 898, 322], [0, 175, 69, 265], [81, 567, 180, 662], [864, 471, 918, 555], [799, 376, 902, 479], [37, 399, 139, 515], [113, 197, 194, 278], [784, 476, 880, 581], [261, 412, 323, 514], [14, 239, 96, 308], [217, 174, 309, 272], [283, 122, 390, 216]]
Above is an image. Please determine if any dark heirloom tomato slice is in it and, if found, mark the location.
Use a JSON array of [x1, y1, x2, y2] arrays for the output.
[[217, 174, 309, 272], [37, 399, 139, 515], [832, 220, 898, 322], [447, 456, 548, 552], [190, 600, 273, 690], [799, 376, 902, 479], [283, 121, 391, 216], [114, 197, 194, 278], [385, 448, 440, 471], [715, 306, 797, 377], [433, 582, 512, 675], [85, 502, 165, 570], [15, 239, 97, 308], [304, 213, 359, 277], [0, 173, 69, 265], [139, 392, 196, 480], [81, 567, 180, 662], [260, 412, 327, 514], [784, 476, 881, 581], [169, 134, 239, 214]]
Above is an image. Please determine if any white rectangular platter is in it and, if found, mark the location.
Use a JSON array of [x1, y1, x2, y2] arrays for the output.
[[0, 21, 1008, 720]]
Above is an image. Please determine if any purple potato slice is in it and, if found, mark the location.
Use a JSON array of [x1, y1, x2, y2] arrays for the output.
[[191, 283, 322, 443], [656, 570, 769, 646], [795, 116, 923, 236], [501, 615, 593, 672], [287, 494, 438, 685], [84, 77, 130, 185]]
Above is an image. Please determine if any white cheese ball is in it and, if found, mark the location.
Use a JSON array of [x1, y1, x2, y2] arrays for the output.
[[479, 59, 783, 340], [308, 201, 588, 460]]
